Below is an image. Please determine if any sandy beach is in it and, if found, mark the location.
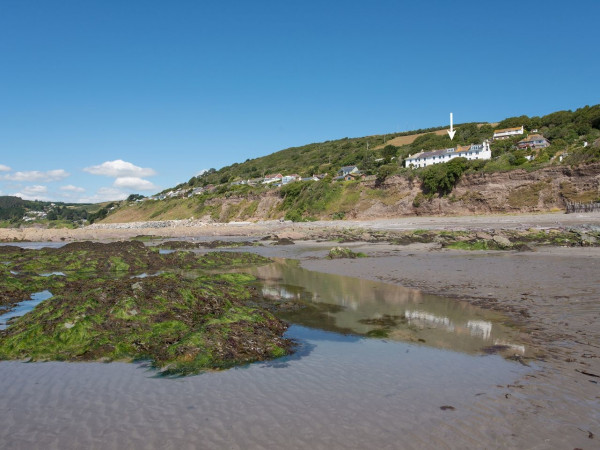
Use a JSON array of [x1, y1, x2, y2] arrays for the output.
[[1, 211, 599, 448]]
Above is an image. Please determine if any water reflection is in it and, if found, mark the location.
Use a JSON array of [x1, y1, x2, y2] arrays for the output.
[[243, 259, 527, 356]]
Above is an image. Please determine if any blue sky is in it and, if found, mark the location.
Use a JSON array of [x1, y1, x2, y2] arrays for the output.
[[1, 0, 598, 203]]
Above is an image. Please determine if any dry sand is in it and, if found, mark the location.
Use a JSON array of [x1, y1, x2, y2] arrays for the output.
[[1, 211, 599, 448]]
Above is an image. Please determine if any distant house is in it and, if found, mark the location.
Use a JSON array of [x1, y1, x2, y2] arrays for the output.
[[263, 173, 283, 184], [337, 165, 359, 177], [344, 172, 365, 181], [493, 126, 524, 140], [517, 134, 550, 150], [405, 141, 491, 169], [282, 174, 301, 185], [301, 175, 320, 182]]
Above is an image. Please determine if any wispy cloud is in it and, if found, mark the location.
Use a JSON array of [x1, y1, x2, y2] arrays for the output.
[[77, 187, 129, 203], [3, 169, 70, 182], [60, 184, 85, 192], [14, 185, 50, 201], [0, 164, 11, 172], [113, 177, 158, 191], [84, 160, 157, 178]]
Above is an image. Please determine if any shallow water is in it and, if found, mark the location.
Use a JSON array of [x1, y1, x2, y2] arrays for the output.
[[0, 324, 529, 449], [0, 242, 534, 448], [244, 259, 527, 356], [40, 271, 66, 277], [0, 290, 53, 330]]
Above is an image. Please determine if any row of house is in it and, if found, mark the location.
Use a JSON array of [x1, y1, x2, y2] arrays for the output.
[[404, 125, 552, 169], [404, 141, 492, 169], [230, 172, 328, 188]]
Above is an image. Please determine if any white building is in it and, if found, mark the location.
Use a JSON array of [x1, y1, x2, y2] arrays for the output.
[[493, 126, 524, 140], [282, 174, 301, 184], [405, 141, 491, 169]]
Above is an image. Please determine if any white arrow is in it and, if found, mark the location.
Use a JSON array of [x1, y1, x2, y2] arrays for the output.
[[447, 112, 456, 140]]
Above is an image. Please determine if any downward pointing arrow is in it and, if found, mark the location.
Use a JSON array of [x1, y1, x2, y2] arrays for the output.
[[447, 112, 456, 140]]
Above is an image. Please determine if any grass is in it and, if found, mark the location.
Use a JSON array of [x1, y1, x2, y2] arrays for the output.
[[508, 182, 550, 208]]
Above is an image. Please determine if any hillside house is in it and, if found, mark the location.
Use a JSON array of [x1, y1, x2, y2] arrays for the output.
[[263, 173, 283, 184], [337, 166, 359, 177], [247, 178, 263, 186], [404, 141, 491, 169], [282, 174, 301, 184], [493, 126, 524, 140], [517, 134, 550, 150]]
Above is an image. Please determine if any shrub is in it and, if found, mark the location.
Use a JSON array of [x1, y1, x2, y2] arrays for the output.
[[413, 192, 425, 208], [420, 158, 468, 195]]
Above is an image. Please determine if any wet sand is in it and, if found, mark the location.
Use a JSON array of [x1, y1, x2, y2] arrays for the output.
[[1, 212, 599, 448], [300, 244, 600, 448], [0, 326, 529, 450]]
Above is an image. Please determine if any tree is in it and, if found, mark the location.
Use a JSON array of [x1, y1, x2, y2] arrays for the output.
[[376, 164, 397, 186], [421, 158, 468, 195], [381, 145, 398, 161]]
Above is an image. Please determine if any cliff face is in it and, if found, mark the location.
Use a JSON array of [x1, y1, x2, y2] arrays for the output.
[[358, 163, 600, 218], [104, 164, 600, 223]]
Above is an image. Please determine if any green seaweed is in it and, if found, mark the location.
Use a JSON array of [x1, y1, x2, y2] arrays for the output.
[[0, 241, 290, 375]]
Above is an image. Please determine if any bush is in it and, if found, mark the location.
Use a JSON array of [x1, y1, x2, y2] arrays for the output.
[[376, 164, 397, 185], [420, 158, 468, 195], [412, 192, 425, 208]]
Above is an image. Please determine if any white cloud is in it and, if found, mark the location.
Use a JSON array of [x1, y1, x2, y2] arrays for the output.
[[24, 185, 48, 194], [77, 187, 129, 203], [0, 164, 11, 172], [196, 169, 208, 176], [14, 185, 50, 201], [60, 184, 85, 192], [3, 169, 70, 182], [83, 160, 157, 178], [113, 177, 158, 191]]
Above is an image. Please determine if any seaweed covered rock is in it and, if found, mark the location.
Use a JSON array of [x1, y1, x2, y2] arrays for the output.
[[0, 273, 291, 374], [0, 242, 290, 374], [327, 246, 365, 259]]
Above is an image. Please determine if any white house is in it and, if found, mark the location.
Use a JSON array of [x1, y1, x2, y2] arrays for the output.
[[405, 141, 491, 169], [493, 126, 524, 140], [282, 174, 301, 184], [262, 173, 283, 184]]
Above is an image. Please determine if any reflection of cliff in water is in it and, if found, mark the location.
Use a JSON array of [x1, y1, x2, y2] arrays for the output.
[[244, 259, 528, 356]]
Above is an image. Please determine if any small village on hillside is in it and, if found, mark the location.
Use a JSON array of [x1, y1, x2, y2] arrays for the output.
[[148, 124, 561, 201]]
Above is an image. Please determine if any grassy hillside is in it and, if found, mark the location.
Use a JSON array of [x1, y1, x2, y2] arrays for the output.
[[103, 104, 600, 223], [177, 123, 491, 189]]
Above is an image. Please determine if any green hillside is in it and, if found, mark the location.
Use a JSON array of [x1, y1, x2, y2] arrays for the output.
[[96, 104, 600, 224], [178, 104, 600, 191]]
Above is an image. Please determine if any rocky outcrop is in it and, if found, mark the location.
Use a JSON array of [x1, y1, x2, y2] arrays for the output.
[[360, 163, 600, 218]]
